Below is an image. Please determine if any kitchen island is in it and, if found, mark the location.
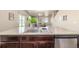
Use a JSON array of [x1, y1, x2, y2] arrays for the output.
[[0, 27, 78, 48]]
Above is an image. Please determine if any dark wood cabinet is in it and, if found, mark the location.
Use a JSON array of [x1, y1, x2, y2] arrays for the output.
[[0, 35, 55, 48], [21, 35, 54, 48]]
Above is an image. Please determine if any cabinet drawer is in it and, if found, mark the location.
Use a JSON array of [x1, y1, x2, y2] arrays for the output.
[[22, 35, 54, 42], [30, 35, 54, 41], [21, 36, 30, 42], [21, 42, 34, 48], [1, 36, 19, 42], [37, 41, 54, 48], [1, 42, 20, 48]]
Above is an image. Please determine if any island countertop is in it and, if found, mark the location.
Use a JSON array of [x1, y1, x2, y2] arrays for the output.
[[0, 27, 79, 35]]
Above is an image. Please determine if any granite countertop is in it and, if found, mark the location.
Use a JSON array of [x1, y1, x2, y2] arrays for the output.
[[0, 27, 79, 35], [0, 27, 53, 35], [53, 27, 79, 35]]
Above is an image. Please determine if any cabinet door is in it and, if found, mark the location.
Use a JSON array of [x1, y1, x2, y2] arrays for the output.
[[37, 41, 54, 48], [28, 35, 54, 41], [21, 36, 37, 48], [22, 35, 54, 41], [1, 36, 20, 42], [21, 35, 54, 48], [1, 36, 20, 48], [1, 42, 20, 48], [33, 35, 54, 48], [21, 36, 29, 42], [21, 42, 34, 48]]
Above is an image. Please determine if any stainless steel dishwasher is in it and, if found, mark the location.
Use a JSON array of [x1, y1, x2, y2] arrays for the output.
[[55, 35, 77, 48]]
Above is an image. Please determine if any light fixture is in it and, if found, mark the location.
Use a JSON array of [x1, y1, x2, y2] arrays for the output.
[[38, 13, 42, 16], [35, 10, 45, 12], [44, 12, 48, 16]]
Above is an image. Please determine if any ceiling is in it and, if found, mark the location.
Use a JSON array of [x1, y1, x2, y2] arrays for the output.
[[25, 10, 58, 17]]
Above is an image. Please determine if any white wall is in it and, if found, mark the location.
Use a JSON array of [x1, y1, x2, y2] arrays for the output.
[[0, 10, 28, 32], [54, 10, 79, 32]]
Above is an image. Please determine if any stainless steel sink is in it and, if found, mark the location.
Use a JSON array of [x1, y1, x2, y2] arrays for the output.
[[24, 27, 48, 33], [24, 29, 39, 33]]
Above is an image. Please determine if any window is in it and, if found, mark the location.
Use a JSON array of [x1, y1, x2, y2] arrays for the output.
[[19, 15, 25, 33], [63, 15, 67, 21], [44, 17, 48, 23]]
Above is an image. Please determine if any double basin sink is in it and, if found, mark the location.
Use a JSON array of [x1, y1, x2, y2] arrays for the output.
[[24, 27, 49, 33]]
